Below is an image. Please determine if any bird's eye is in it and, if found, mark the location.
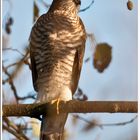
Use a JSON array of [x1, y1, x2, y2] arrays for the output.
[[74, 0, 81, 5]]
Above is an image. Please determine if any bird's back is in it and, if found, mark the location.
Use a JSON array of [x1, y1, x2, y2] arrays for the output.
[[30, 11, 86, 102], [29, 1, 86, 139]]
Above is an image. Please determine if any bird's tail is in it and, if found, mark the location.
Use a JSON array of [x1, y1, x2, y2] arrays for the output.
[[40, 113, 68, 140]]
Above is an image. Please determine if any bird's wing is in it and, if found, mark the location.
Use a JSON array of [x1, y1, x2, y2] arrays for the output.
[[71, 45, 85, 94], [30, 14, 48, 92], [30, 45, 38, 92], [71, 19, 86, 94]]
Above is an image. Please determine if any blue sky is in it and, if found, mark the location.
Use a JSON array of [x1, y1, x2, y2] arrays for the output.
[[2, 0, 138, 139]]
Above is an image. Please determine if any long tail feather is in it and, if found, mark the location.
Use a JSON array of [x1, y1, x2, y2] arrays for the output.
[[40, 113, 68, 140]]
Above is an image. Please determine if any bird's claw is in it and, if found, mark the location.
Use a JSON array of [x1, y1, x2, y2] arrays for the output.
[[51, 98, 60, 115]]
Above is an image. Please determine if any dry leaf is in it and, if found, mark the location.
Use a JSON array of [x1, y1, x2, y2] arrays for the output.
[[5, 17, 14, 34], [34, 2, 39, 22], [93, 43, 112, 73], [8, 17, 14, 25], [127, 0, 133, 10], [82, 119, 98, 132], [5, 25, 11, 34]]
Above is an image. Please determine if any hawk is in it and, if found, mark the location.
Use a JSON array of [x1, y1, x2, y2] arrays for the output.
[[29, 0, 86, 139]]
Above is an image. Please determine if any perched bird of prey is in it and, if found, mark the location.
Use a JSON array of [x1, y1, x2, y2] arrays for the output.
[[29, 0, 86, 139]]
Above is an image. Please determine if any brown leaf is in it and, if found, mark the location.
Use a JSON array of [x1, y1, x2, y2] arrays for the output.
[[5, 25, 11, 34], [82, 119, 98, 132], [33, 2, 39, 22], [93, 43, 112, 73], [8, 17, 14, 25], [5, 17, 14, 34], [127, 0, 133, 10]]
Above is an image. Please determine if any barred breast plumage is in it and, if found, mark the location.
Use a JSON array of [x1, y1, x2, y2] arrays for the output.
[[30, 0, 86, 139]]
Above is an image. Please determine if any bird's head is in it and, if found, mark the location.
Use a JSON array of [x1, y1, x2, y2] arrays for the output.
[[73, 0, 81, 11], [50, 0, 81, 14], [73, 0, 81, 6]]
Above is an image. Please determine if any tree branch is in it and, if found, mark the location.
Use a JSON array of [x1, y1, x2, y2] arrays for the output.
[[73, 114, 138, 128], [2, 101, 137, 118], [3, 124, 29, 140]]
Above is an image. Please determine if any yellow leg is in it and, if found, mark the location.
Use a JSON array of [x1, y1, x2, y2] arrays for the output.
[[51, 98, 60, 115], [56, 98, 60, 115]]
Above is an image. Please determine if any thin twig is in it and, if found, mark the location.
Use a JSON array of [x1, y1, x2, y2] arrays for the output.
[[2, 65, 18, 103], [3, 47, 25, 56], [73, 115, 138, 128], [3, 124, 29, 140], [3, 117, 19, 131], [5, 62, 21, 69], [18, 94, 36, 100], [79, 0, 94, 12]]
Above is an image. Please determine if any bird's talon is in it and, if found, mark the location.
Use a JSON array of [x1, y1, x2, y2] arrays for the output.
[[51, 99, 60, 115], [56, 98, 60, 115]]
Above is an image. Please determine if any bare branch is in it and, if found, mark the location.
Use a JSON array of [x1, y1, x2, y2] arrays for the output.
[[18, 94, 36, 101], [5, 62, 21, 69], [3, 124, 29, 140], [2, 101, 138, 118], [3, 47, 25, 56], [3, 117, 30, 139], [2, 48, 31, 103], [73, 115, 137, 128], [79, 0, 94, 12], [2, 65, 18, 103], [3, 117, 19, 131]]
